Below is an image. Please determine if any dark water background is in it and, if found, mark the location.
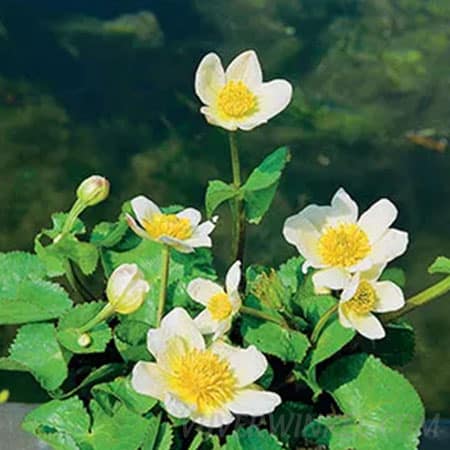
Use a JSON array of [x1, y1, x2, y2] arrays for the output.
[[0, 0, 449, 416]]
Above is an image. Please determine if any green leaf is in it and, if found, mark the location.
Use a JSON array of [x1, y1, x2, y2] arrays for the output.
[[92, 376, 157, 415], [224, 426, 283, 450], [91, 220, 129, 248], [277, 256, 305, 296], [243, 147, 290, 191], [0, 278, 72, 325], [57, 302, 112, 354], [303, 354, 425, 450], [114, 320, 152, 362], [9, 323, 69, 390], [428, 256, 450, 274], [44, 212, 86, 239], [270, 401, 313, 448], [380, 267, 406, 287], [361, 321, 415, 366], [241, 316, 309, 363], [23, 397, 90, 446], [0, 251, 47, 283], [241, 147, 290, 224], [24, 397, 150, 450], [205, 180, 237, 218]]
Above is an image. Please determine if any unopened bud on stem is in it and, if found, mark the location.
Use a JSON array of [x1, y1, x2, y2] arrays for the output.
[[76, 175, 110, 207]]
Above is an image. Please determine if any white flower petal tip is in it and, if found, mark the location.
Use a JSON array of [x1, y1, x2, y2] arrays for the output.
[[194, 49, 292, 131], [283, 188, 408, 285], [126, 196, 214, 252], [132, 308, 278, 425]]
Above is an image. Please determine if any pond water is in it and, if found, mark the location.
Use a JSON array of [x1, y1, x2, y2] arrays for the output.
[[0, 0, 449, 419]]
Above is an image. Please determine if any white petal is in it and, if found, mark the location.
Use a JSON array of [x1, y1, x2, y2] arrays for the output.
[[126, 214, 150, 240], [329, 188, 358, 224], [294, 204, 332, 232], [187, 279, 223, 306], [373, 281, 405, 312], [176, 208, 202, 227], [240, 79, 292, 128], [341, 273, 361, 302], [227, 389, 281, 416], [159, 236, 194, 253], [147, 308, 205, 359], [358, 199, 398, 243], [348, 312, 385, 340], [195, 219, 217, 236], [212, 318, 232, 340], [200, 106, 237, 130], [131, 195, 160, 225], [194, 309, 218, 334], [164, 393, 193, 418], [195, 53, 225, 105], [226, 50, 262, 88], [370, 229, 408, 265], [282, 214, 322, 266], [338, 305, 353, 328], [131, 362, 166, 401], [226, 260, 241, 294], [182, 235, 212, 249], [191, 408, 235, 428], [211, 342, 267, 387], [360, 263, 386, 282], [312, 267, 349, 290]]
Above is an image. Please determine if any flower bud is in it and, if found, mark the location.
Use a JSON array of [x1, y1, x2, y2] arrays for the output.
[[76, 175, 110, 207], [106, 263, 149, 314]]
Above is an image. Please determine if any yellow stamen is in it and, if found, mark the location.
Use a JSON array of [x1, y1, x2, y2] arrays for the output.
[[343, 280, 377, 315], [217, 81, 257, 118], [208, 292, 233, 321], [168, 348, 237, 414], [143, 214, 192, 241], [318, 223, 371, 268]]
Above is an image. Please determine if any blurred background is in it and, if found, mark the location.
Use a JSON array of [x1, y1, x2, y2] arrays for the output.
[[0, 0, 449, 416]]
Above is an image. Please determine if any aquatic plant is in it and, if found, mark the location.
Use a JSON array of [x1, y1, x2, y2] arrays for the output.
[[0, 48, 449, 450]]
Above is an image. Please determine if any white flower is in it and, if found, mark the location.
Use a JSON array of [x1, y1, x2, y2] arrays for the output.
[[338, 265, 405, 339], [131, 308, 281, 428], [106, 263, 150, 314], [283, 188, 408, 291], [195, 49, 293, 131], [188, 261, 242, 340], [126, 195, 217, 253]]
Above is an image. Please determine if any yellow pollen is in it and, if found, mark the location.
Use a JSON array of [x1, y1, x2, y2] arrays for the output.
[[217, 81, 257, 118], [318, 223, 371, 268], [343, 280, 377, 315], [143, 214, 192, 240], [207, 292, 233, 321], [167, 348, 237, 414]]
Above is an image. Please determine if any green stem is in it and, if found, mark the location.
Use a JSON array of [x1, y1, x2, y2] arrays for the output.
[[78, 303, 115, 333], [157, 245, 170, 326], [228, 132, 246, 263], [311, 303, 338, 344], [240, 305, 290, 329], [383, 275, 450, 322], [61, 198, 86, 235]]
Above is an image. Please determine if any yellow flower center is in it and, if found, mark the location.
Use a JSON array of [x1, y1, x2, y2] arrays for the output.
[[318, 223, 371, 268], [342, 280, 377, 315], [217, 81, 257, 118], [168, 348, 237, 414], [143, 214, 193, 240], [207, 292, 233, 321]]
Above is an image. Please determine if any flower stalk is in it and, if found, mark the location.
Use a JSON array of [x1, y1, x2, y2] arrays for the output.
[[240, 305, 290, 329], [311, 303, 339, 344], [229, 132, 246, 263], [157, 245, 171, 326], [383, 275, 450, 323]]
